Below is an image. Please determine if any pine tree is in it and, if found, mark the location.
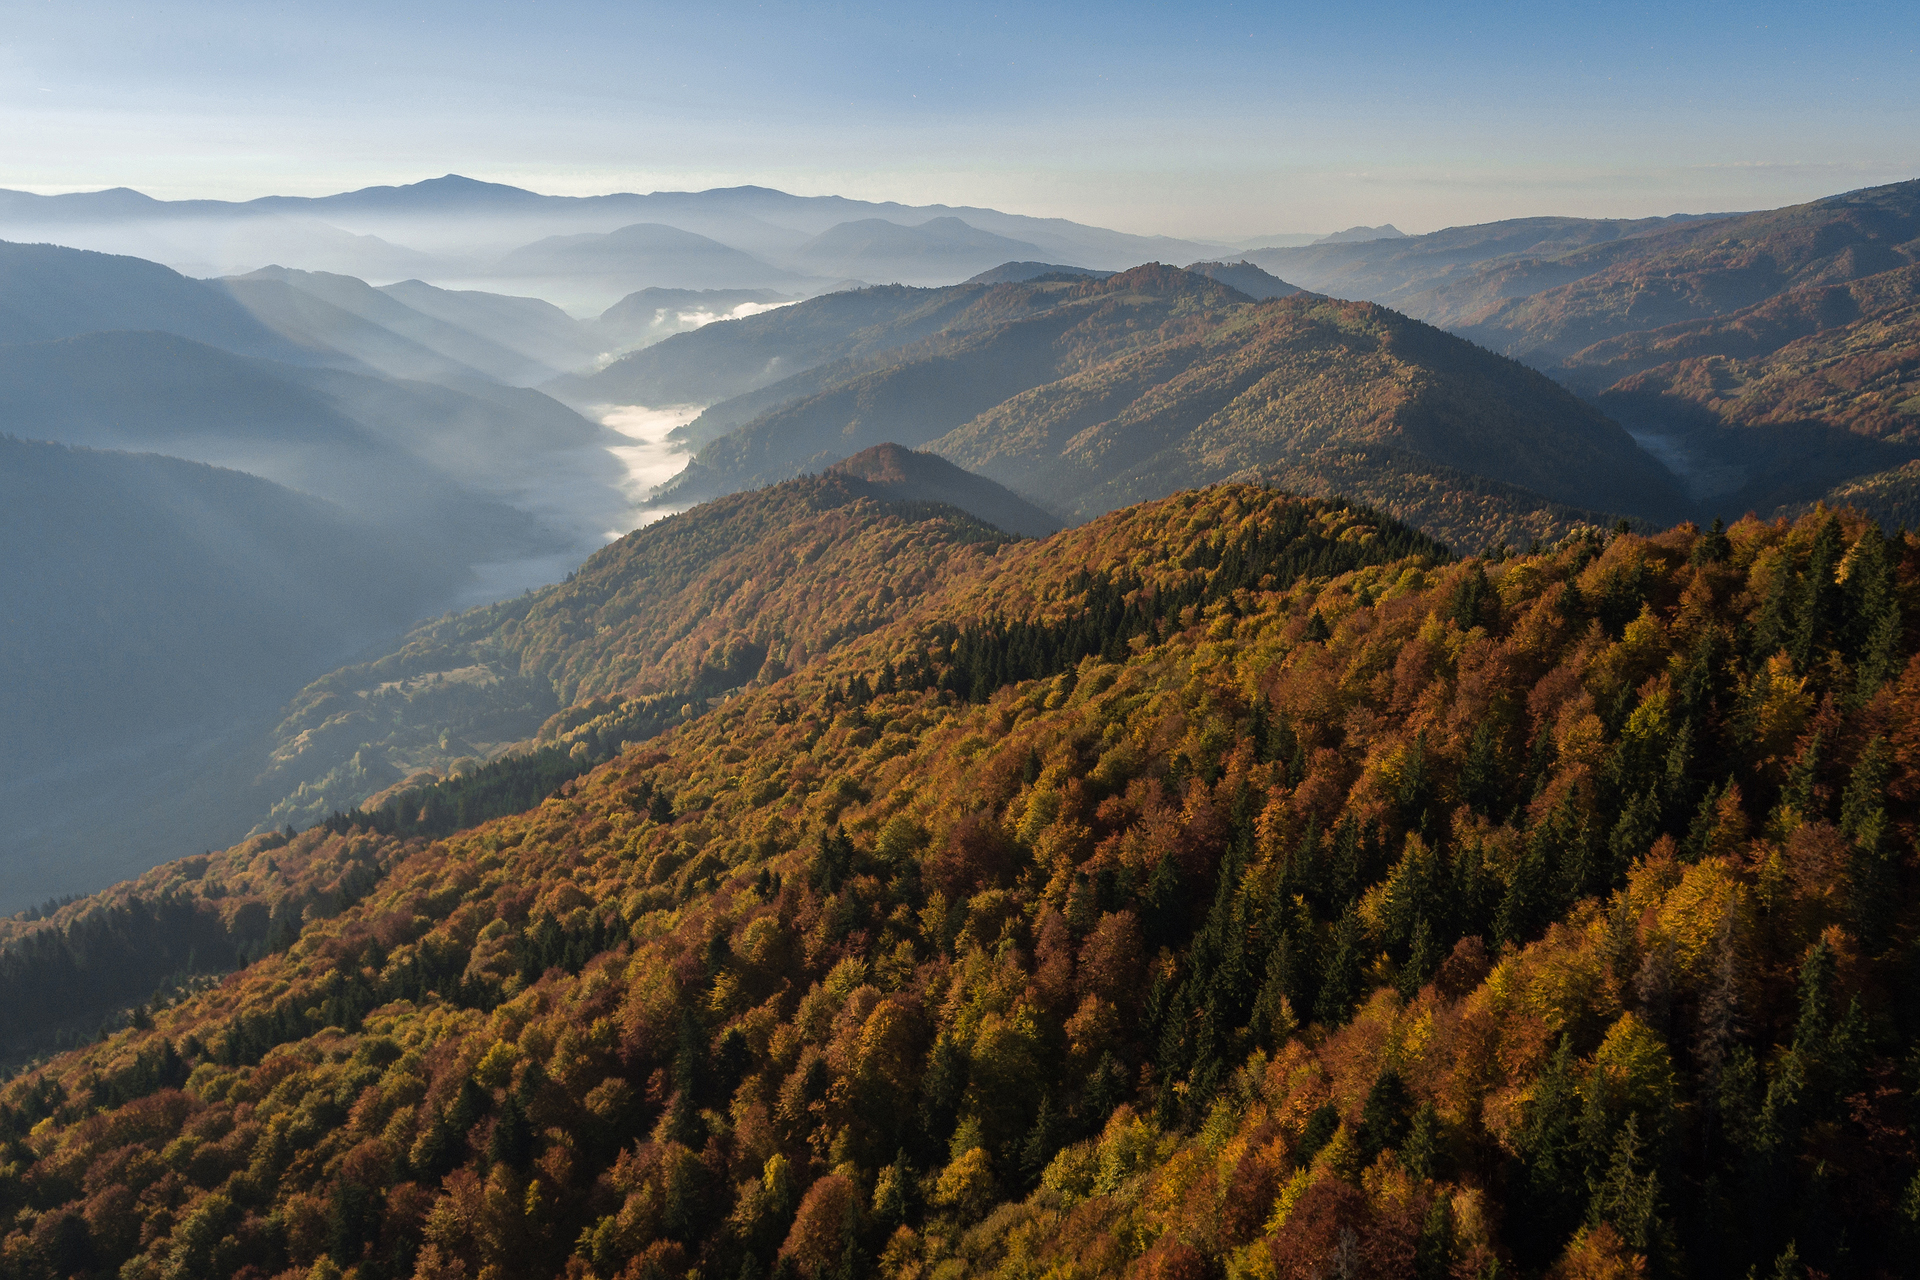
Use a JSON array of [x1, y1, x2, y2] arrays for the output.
[[1789, 514, 1845, 670], [1690, 516, 1732, 566], [1461, 720, 1503, 817]]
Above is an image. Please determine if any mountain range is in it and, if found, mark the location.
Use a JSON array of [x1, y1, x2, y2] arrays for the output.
[[10, 170, 1920, 1280], [0, 175, 1228, 310], [7, 176, 1920, 903]]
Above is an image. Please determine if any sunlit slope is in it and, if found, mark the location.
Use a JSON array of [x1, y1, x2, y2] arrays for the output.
[[5, 488, 1918, 1278], [660, 266, 1251, 503], [1454, 179, 1920, 365], [926, 292, 1684, 525], [249, 472, 1027, 832]]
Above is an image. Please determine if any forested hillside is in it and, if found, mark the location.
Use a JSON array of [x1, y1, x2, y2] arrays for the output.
[[249, 471, 1027, 834], [1453, 180, 1920, 366], [654, 268, 1680, 543], [4, 479, 1917, 1279]]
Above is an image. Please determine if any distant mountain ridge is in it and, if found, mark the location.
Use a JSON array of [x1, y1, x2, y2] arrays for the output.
[[642, 264, 1684, 545], [790, 217, 1047, 284], [0, 175, 1226, 298]]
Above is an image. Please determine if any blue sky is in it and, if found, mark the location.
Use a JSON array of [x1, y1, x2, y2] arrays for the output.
[[2, 0, 1915, 237]]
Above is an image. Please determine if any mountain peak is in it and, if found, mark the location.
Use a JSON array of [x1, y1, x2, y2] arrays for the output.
[[826, 443, 1062, 538], [1315, 224, 1407, 244]]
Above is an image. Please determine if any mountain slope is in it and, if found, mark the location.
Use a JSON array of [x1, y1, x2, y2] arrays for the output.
[[1560, 261, 1920, 390], [1455, 179, 1920, 364], [0, 330, 567, 564], [652, 269, 1683, 534], [0, 240, 313, 360], [1183, 260, 1303, 300], [788, 217, 1046, 284], [0, 438, 438, 903], [246, 472, 1026, 831], [941, 293, 1681, 521], [656, 266, 1254, 502], [6, 490, 1917, 1279], [1243, 213, 1727, 317], [825, 443, 1063, 538], [1595, 269, 1920, 445]]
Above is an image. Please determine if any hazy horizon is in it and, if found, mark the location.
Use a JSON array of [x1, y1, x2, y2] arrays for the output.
[[5, 0, 1916, 241]]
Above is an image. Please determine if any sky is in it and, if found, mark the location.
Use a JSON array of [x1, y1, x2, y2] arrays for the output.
[[2, 0, 1916, 239]]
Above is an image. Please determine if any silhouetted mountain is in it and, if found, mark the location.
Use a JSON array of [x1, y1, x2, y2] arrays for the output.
[[378, 278, 604, 373], [225, 266, 563, 385], [0, 177, 1223, 294], [826, 443, 1063, 537], [1182, 260, 1302, 299], [0, 330, 581, 565], [494, 222, 801, 293], [591, 287, 797, 353], [1315, 223, 1407, 243], [965, 261, 1113, 284], [0, 438, 438, 903], [213, 271, 498, 384], [0, 240, 312, 360], [789, 217, 1046, 284]]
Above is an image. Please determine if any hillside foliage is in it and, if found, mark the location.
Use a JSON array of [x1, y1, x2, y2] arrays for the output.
[[5, 482, 1920, 1280], [253, 477, 1021, 832]]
